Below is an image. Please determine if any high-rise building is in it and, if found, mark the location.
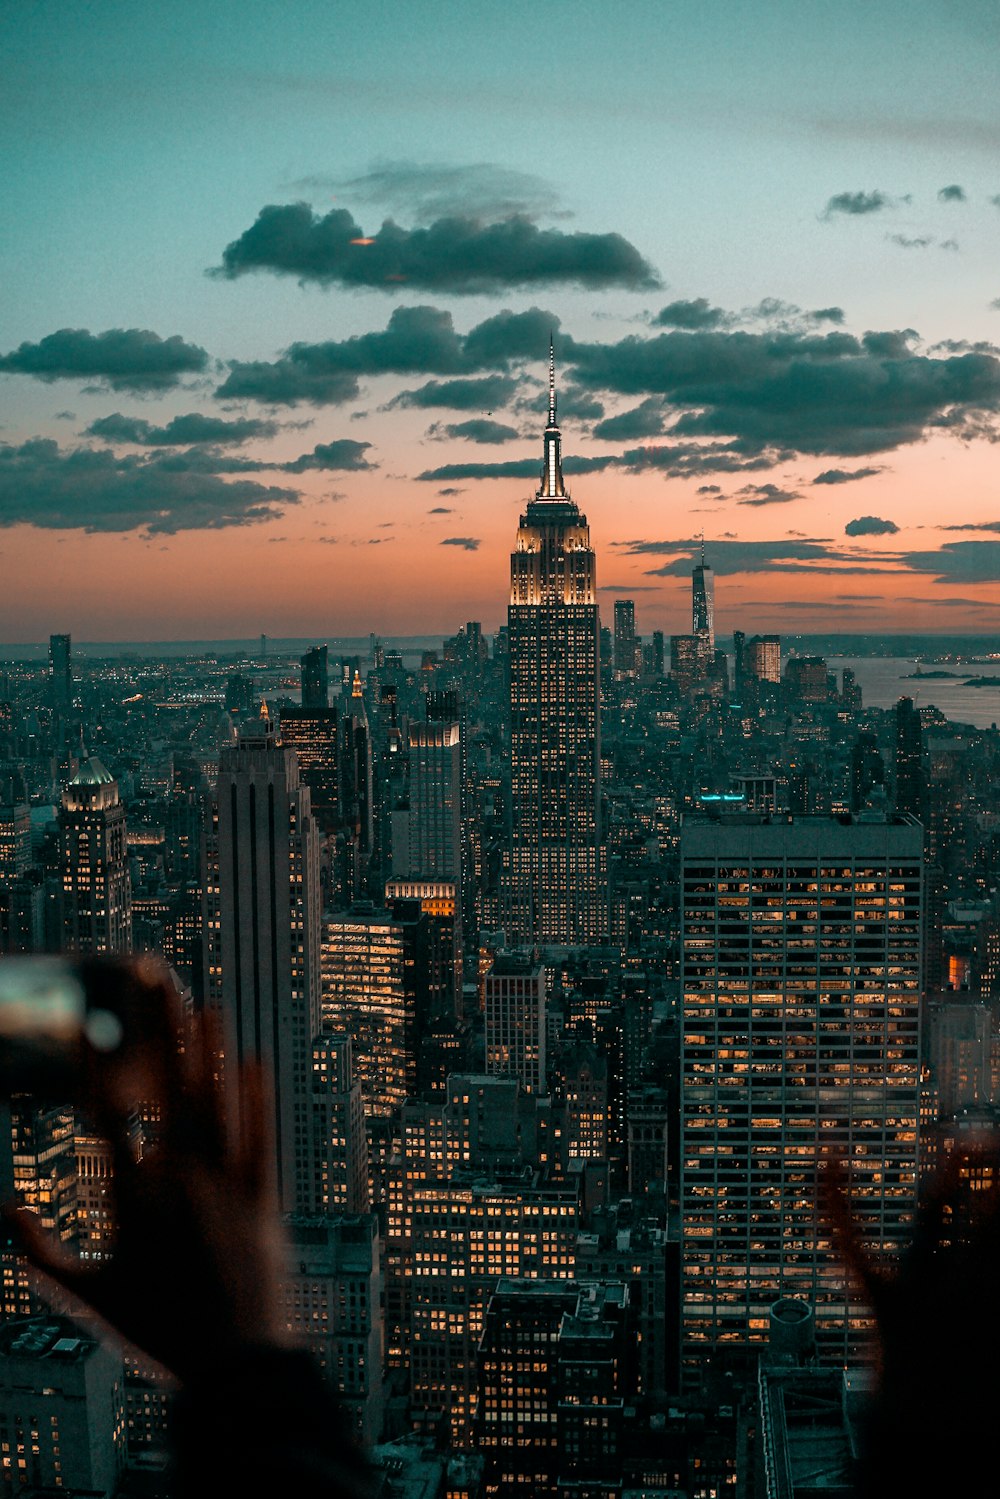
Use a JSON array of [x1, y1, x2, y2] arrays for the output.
[[613, 598, 639, 678], [507, 345, 606, 945], [59, 758, 132, 955], [485, 952, 546, 1095], [48, 634, 72, 713], [679, 814, 922, 1381], [691, 543, 715, 651], [203, 716, 321, 1215], [279, 705, 339, 834], [395, 720, 462, 889], [895, 695, 924, 819], [746, 634, 781, 684], [300, 643, 329, 709]]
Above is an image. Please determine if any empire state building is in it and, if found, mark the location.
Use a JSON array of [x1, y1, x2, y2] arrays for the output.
[[507, 345, 607, 945]]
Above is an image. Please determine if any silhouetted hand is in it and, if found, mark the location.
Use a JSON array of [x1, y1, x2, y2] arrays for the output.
[[5, 959, 292, 1383], [822, 1141, 1000, 1496]]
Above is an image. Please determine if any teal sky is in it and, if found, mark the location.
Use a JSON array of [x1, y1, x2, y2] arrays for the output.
[[2, 0, 999, 639]]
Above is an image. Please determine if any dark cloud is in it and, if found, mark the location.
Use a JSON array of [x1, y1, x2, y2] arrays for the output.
[[310, 161, 565, 224], [0, 328, 208, 392], [417, 454, 614, 481], [736, 483, 800, 507], [217, 306, 465, 405], [617, 537, 898, 576], [283, 440, 374, 472], [463, 307, 565, 366], [902, 539, 1000, 582], [597, 583, 661, 592], [85, 411, 278, 446], [556, 386, 605, 421], [887, 234, 933, 249], [389, 375, 517, 410], [942, 520, 1000, 532], [439, 418, 520, 444], [813, 466, 883, 484], [897, 595, 1000, 609], [593, 398, 666, 441], [54, 411, 75, 420], [845, 515, 899, 536], [0, 438, 296, 533], [213, 202, 659, 293], [653, 299, 731, 330], [938, 184, 966, 202], [440, 536, 480, 550], [940, 238, 960, 252], [697, 484, 722, 494], [822, 190, 893, 218], [808, 307, 846, 325], [437, 486, 465, 496], [567, 326, 1000, 457], [428, 506, 453, 513]]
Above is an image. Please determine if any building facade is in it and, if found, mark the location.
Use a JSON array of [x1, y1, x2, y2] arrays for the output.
[[507, 347, 606, 945]]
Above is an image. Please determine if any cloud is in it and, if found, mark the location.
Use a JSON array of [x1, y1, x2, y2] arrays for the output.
[[887, 234, 933, 249], [593, 398, 666, 440], [417, 454, 613, 481], [822, 190, 893, 218], [389, 374, 517, 410], [437, 418, 520, 444], [0, 328, 208, 392], [653, 299, 731, 330], [437, 487, 464, 496], [307, 161, 565, 224], [697, 484, 722, 494], [808, 307, 846, 325], [902, 539, 1000, 582], [844, 514, 899, 536], [557, 386, 605, 421], [440, 536, 480, 550], [463, 307, 565, 365], [938, 184, 966, 202], [940, 238, 960, 252], [85, 411, 278, 445], [0, 438, 297, 533], [217, 305, 466, 405], [813, 466, 883, 484], [283, 439, 374, 472], [214, 202, 659, 293], [616, 536, 898, 576], [942, 520, 1000, 532], [597, 583, 661, 591], [428, 506, 453, 513], [736, 483, 800, 506]]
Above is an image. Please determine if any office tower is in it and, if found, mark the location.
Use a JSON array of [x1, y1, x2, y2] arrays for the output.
[[0, 1317, 126, 1494], [203, 716, 321, 1215], [746, 633, 781, 683], [339, 671, 374, 891], [477, 1280, 631, 1496], [851, 730, 885, 813], [613, 598, 639, 678], [485, 952, 547, 1094], [300, 643, 329, 709], [679, 814, 922, 1380], [386, 878, 465, 1094], [895, 696, 924, 819], [48, 633, 72, 712], [59, 758, 132, 955], [224, 671, 255, 719], [841, 667, 862, 713], [309, 1033, 369, 1214], [670, 633, 701, 693], [279, 704, 339, 833], [784, 656, 830, 703], [733, 629, 747, 701], [691, 542, 715, 651], [507, 344, 606, 945], [321, 904, 412, 1122], [396, 721, 462, 887]]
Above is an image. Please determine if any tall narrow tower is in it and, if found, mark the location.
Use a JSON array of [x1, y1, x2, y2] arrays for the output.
[[691, 539, 715, 653], [507, 343, 606, 945]]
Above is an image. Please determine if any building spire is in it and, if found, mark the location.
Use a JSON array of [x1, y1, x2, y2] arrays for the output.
[[538, 336, 566, 499]]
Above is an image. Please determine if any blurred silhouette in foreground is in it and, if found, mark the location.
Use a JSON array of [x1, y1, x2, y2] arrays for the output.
[[824, 1142, 1000, 1497], [4, 957, 374, 1498]]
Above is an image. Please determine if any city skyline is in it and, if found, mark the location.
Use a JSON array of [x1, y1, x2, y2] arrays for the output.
[[4, 2, 1000, 640]]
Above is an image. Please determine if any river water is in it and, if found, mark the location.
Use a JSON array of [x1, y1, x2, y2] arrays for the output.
[[828, 656, 1000, 730]]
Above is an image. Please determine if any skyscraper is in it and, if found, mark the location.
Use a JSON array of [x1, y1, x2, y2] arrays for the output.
[[59, 758, 132, 955], [300, 643, 329, 709], [679, 814, 922, 1381], [613, 598, 639, 678], [203, 716, 321, 1215], [508, 344, 606, 945], [48, 634, 72, 713], [485, 951, 546, 1094], [691, 542, 714, 652]]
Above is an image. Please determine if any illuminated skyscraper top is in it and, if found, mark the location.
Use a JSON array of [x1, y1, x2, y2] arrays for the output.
[[507, 347, 606, 946]]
